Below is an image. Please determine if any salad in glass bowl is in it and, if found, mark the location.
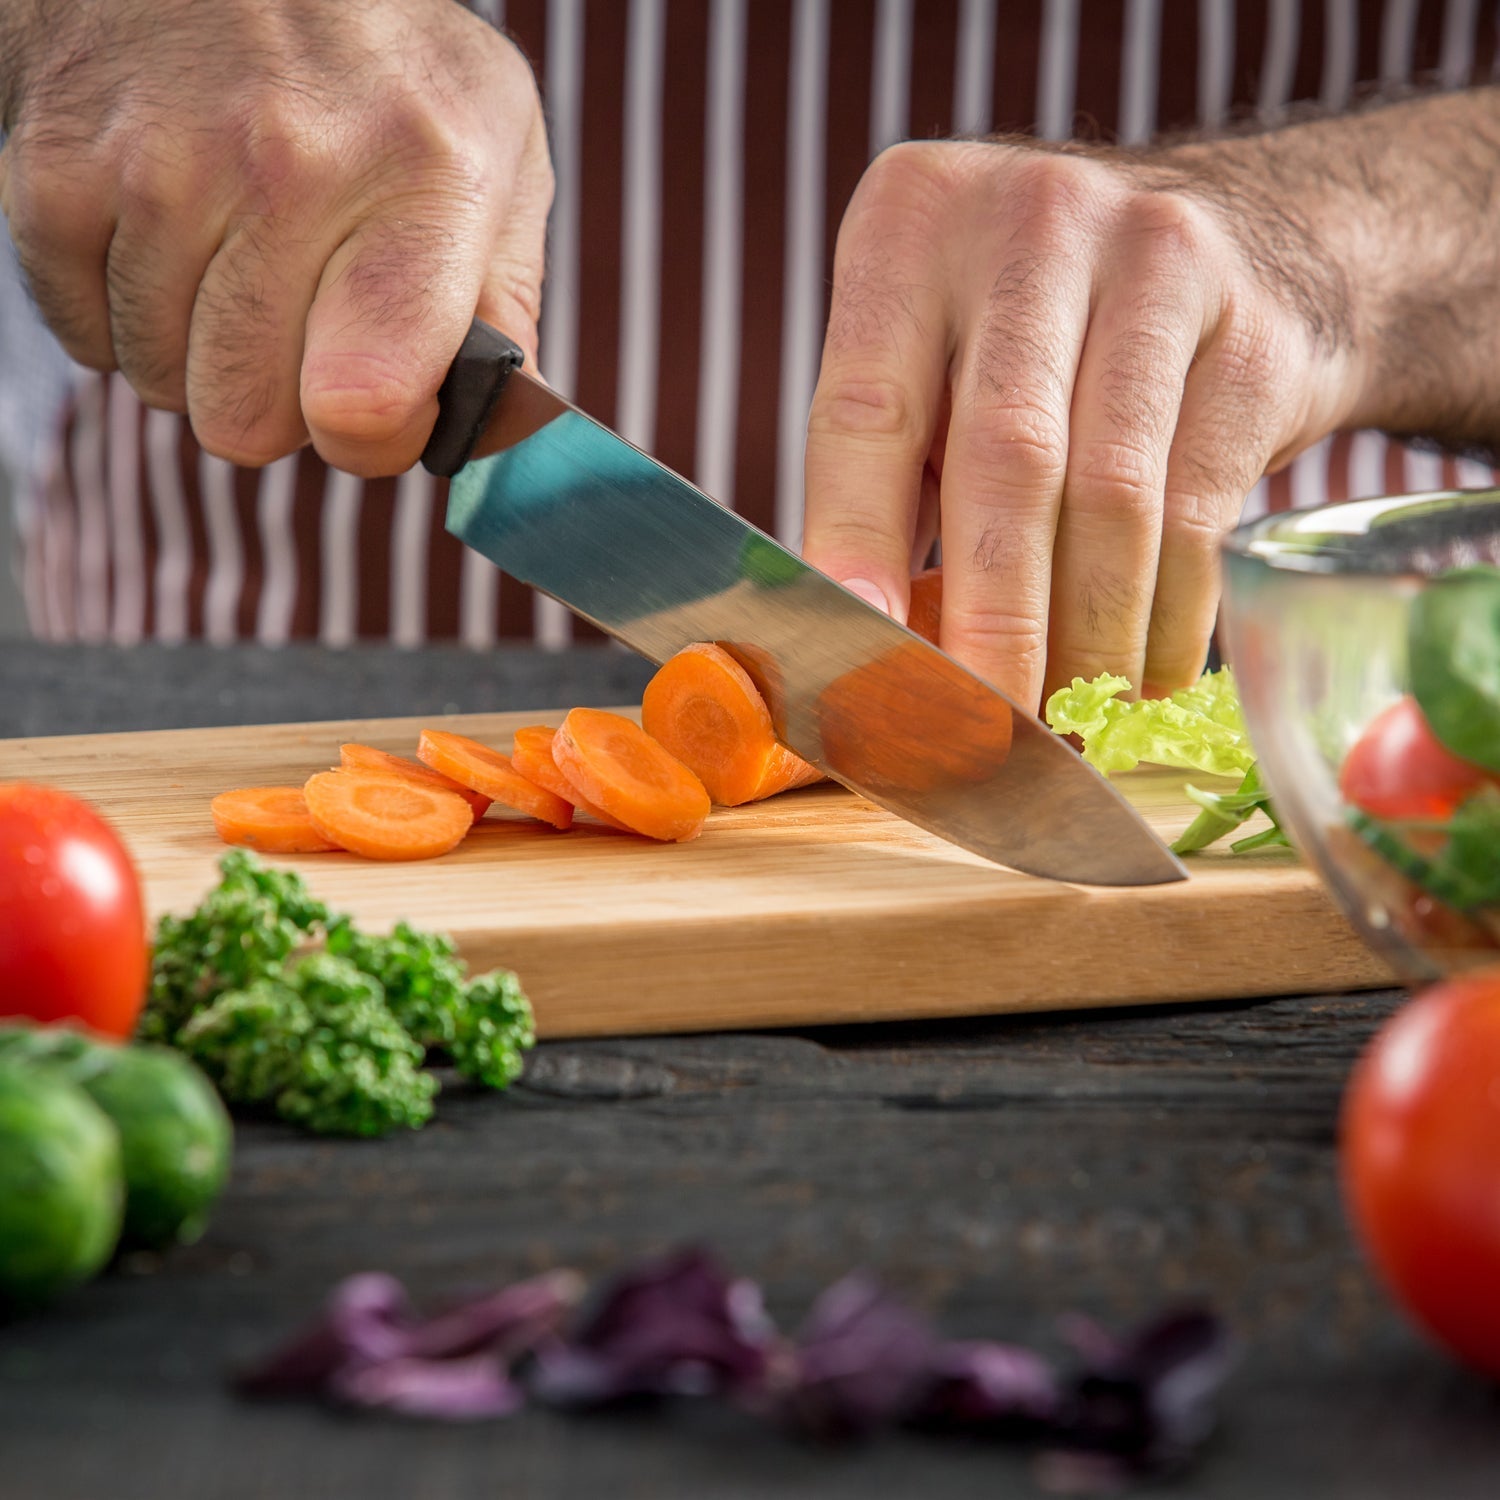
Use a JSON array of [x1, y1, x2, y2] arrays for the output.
[[1218, 489, 1500, 984]]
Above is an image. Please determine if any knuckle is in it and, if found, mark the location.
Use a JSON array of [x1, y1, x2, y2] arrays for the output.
[[949, 604, 1048, 679], [1005, 155, 1099, 240], [1124, 190, 1212, 269], [804, 513, 907, 566], [1163, 491, 1233, 551], [232, 102, 342, 213], [808, 373, 925, 447], [958, 404, 1068, 495], [853, 141, 955, 216], [115, 125, 203, 224], [372, 97, 490, 200], [190, 377, 297, 466], [1070, 438, 1164, 510]]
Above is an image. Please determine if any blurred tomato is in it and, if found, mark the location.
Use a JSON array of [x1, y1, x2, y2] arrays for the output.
[[0, 783, 148, 1039], [1342, 970, 1500, 1377], [1339, 696, 1493, 821]]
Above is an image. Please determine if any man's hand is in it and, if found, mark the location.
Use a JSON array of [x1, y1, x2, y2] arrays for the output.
[[0, 0, 551, 477], [802, 131, 1377, 708]]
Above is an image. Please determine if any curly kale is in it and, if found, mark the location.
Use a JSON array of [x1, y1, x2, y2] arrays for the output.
[[455, 970, 536, 1089], [178, 954, 436, 1137], [323, 919, 535, 1089], [325, 917, 466, 1049], [148, 852, 535, 1136], [145, 851, 327, 1043]]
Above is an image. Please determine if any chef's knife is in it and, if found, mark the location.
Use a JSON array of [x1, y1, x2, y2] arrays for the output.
[[422, 321, 1185, 887]]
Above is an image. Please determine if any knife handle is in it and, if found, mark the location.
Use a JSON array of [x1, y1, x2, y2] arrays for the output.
[[420, 319, 526, 477]]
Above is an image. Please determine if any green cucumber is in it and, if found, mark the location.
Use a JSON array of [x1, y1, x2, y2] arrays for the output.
[[0, 1062, 124, 1307], [0, 1028, 232, 1249]]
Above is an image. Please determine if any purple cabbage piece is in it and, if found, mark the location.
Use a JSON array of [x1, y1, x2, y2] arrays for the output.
[[238, 1268, 581, 1421], [1036, 1307, 1234, 1493], [528, 1247, 775, 1408], [237, 1273, 416, 1395], [918, 1338, 1061, 1430], [779, 1272, 940, 1439], [403, 1270, 585, 1361], [331, 1353, 524, 1420]]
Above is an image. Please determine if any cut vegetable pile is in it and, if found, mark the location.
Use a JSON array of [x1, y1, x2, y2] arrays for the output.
[[208, 644, 822, 861]]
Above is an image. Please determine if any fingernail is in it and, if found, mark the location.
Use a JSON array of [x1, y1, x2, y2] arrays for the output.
[[840, 577, 895, 618]]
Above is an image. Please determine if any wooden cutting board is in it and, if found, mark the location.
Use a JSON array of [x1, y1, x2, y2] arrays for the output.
[[0, 710, 1395, 1036]]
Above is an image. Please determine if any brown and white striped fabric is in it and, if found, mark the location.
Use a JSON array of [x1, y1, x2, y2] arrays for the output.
[[16, 0, 1500, 645]]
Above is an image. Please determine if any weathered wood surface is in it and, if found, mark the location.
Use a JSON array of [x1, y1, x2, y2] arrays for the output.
[[2, 647, 1497, 1500]]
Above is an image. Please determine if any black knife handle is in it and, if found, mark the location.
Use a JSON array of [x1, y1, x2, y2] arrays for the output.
[[420, 319, 526, 477]]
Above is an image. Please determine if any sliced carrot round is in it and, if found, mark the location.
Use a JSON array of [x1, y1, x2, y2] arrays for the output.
[[302, 770, 472, 861], [753, 743, 826, 799], [905, 566, 943, 647], [641, 643, 823, 804], [510, 725, 633, 832], [339, 742, 492, 820], [417, 728, 574, 830], [211, 786, 342, 854], [553, 708, 710, 842]]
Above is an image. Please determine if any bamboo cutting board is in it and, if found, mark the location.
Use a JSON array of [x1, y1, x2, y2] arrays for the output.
[[0, 711, 1394, 1036]]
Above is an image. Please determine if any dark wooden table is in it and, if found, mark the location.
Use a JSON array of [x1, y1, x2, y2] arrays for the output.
[[3, 645, 1498, 1500]]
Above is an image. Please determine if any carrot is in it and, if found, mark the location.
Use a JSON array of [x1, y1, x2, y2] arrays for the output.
[[552, 708, 711, 842], [417, 728, 574, 830], [302, 771, 472, 861], [510, 725, 633, 831], [816, 639, 1013, 795], [906, 566, 943, 647], [210, 786, 342, 854], [640, 642, 823, 805], [339, 742, 492, 820]]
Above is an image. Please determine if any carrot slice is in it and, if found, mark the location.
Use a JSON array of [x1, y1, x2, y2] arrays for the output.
[[339, 743, 492, 820], [640, 642, 823, 805], [816, 640, 1013, 795], [510, 725, 633, 832], [906, 566, 942, 647], [211, 786, 342, 854], [754, 743, 827, 799], [417, 728, 574, 830], [553, 708, 710, 842], [302, 771, 472, 861]]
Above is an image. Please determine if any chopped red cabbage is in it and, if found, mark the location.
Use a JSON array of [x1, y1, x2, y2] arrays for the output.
[[779, 1273, 939, 1438], [235, 1252, 1230, 1491], [528, 1246, 774, 1406]]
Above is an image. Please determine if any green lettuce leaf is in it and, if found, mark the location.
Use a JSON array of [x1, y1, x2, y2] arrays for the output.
[[1043, 669, 1255, 778]]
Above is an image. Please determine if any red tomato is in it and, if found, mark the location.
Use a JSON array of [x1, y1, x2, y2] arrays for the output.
[[1338, 695, 1493, 820], [1341, 970, 1500, 1377], [0, 783, 148, 1040]]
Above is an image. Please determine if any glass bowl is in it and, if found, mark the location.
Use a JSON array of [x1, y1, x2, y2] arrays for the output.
[[1218, 489, 1500, 986]]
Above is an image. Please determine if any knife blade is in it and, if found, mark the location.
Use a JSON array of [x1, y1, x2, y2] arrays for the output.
[[422, 321, 1185, 887]]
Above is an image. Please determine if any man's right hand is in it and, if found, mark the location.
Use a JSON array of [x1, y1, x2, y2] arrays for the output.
[[0, 0, 552, 477]]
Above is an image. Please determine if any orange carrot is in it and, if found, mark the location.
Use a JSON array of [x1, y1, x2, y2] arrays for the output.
[[906, 566, 942, 646], [340, 742, 492, 820], [417, 728, 574, 830], [640, 642, 823, 805], [210, 786, 342, 854], [302, 771, 472, 861], [510, 725, 633, 831], [552, 708, 710, 842], [816, 639, 1013, 795]]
